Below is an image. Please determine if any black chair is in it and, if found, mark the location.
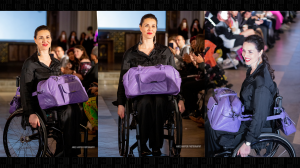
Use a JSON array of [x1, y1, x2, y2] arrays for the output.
[[3, 76, 89, 157], [213, 96, 296, 157], [117, 96, 183, 157]]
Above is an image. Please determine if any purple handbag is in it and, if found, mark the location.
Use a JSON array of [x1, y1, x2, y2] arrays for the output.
[[123, 64, 181, 98], [9, 87, 22, 114], [32, 74, 89, 109], [267, 108, 296, 136], [207, 88, 251, 133]]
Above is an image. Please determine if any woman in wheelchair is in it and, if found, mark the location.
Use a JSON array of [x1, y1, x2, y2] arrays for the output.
[[117, 14, 185, 156], [205, 35, 278, 157], [19, 25, 81, 157]]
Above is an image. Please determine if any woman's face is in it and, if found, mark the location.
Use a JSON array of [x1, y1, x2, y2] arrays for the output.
[[72, 32, 76, 36], [169, 40, 178, 49], [194, 20, 199, 25], [191, 40, 196, 49], [68, 51, 75, 61], [62, 31, 66, 35], [139, 18, 157, 41], [182, 19, 187, 23], [74, 48, 83, 59], [81, 33, 85, 38], [34, 30, 52, 52], [242, 42, 263, 67]]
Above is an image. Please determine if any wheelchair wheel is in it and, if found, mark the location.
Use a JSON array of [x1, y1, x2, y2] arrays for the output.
[[3, 109, 48, 157], [118, 101, 130, 157], [232, 133, 296, 157], [169, 99, 182, 157]]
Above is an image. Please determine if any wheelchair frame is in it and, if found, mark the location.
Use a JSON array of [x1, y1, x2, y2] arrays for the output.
[[213, 96, 296, 157], [118, 96, 183, 157], [3, 76, 89, 157]]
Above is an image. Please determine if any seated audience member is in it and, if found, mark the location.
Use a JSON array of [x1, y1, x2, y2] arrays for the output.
[[241, 11, 269, 51], [180, 35, 206, 122], [60, 48, 75, 74], [229, 11, 255, 37], [214, 11, 245, 49], [168, 36, 181, 70], [50, 46, 59, 60], [90, 46, 98, 66], [169, 35, 191, 76], [73, 45, 92, 81], [55, 46, 69, 68], [82, 46, 98, 91]]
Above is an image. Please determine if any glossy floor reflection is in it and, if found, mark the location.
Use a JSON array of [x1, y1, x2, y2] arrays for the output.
[[224, 15, 300, 157], [98, 85, 205, 157]]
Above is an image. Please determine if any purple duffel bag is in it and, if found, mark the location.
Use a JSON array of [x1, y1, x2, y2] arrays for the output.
[[123, 64, 181, 98], [9, 87, 22, 114], [207, 88, 251, 133], [32, 74, 89, 109]]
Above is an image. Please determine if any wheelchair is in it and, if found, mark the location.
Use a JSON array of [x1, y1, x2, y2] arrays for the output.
[[117, 96, 183, 157], [3, 76, 89, 157], [213, 96, 296, 157]]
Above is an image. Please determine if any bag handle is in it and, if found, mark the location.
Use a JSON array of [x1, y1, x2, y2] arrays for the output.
[[266, 108, 296, 125], [219, 93, 237, 98]]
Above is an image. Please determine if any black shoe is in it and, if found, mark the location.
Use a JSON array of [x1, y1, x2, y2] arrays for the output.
[[141, 145, 152, 156], [152, 148, 162, 156]]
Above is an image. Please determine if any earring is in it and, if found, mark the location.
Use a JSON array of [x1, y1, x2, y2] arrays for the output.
[[139, 34, 143, 44], [257, 57, 261, 67], [153, 35, 156, 44], [37, 45, 40, 56]]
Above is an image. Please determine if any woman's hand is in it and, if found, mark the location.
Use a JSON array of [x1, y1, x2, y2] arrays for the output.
[[183, 53, 192, 63], [237, 143, 251, 157], [178, 100, 185, 113], [29, 114, 40, 128], [118, 105, 125, 119], [196, 54, 204, 64]]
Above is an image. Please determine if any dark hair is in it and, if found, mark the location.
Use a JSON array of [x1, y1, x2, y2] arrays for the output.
[[244, 35, 275, 80], [179, 18, 189, 31], [194, 34, 205, 56], [34, 25, 51, 38], [190, 19, 201, 33], [74, 45, 90, 61], [58, 30, 66, 39], [80, 32, 86, 41], [68, 31, 78, 44], [87, 26, 93, 31], [139, 13, 158, 27]]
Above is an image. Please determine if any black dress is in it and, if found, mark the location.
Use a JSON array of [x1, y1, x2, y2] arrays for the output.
[[20, 52, 81, 157], [117, 43, 182, 149], [205, 61, 278, 157]]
